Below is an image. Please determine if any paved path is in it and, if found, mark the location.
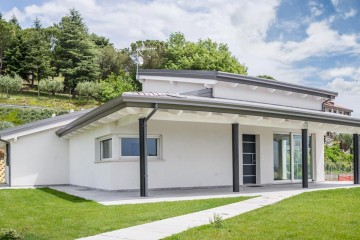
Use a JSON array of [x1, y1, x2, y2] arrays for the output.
[[79, 184, 359, 240]]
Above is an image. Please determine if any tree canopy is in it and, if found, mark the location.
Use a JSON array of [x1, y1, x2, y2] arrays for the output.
[[0, 9, 252, 97]]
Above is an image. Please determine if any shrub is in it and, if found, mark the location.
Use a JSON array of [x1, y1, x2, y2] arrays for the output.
[[0, 107, 68, 126], [75, 81, 101, 101], [0, 121, 15, 130], [0, 228, 24, 240], [209, 213, 224, 228], [38, 79, 64, 97], [98, 73, 137, 102], [0, 75, 22, 98]]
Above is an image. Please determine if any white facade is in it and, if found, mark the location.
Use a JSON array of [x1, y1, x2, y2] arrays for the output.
[[66, 117, 325, 190], [10, 127, 69, 186], [1, 70, 354, 190]]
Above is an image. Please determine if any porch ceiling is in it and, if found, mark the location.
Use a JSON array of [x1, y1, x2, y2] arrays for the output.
[[57, 92, 360, 138], [63, 106, 360, 138]]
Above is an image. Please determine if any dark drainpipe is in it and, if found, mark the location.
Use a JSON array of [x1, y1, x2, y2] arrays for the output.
[[139, 103, 158, 197]]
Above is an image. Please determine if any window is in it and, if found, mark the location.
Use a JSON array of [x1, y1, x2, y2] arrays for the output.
[[100, 138, 112, 160], [121, 137, 159, 157], [273, 133, 312, 181]]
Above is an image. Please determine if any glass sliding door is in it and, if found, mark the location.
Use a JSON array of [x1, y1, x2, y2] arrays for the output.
[[293, 135, 302, 180], [273, 134, 291, 180], [274, 133, 313, 181]]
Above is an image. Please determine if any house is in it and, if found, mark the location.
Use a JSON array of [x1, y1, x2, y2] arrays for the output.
[[0, 69, 359, 196], [324, 100, 353, 116]]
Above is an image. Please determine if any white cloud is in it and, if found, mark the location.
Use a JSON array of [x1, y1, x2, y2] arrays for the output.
[[328, 77, 360, 92], [309, 1, 324, 17], [344, 8, 357, 19], [320, 67, 360, 80]]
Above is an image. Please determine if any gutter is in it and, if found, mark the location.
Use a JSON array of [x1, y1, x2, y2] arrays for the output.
[[0, 138, 11, 186]]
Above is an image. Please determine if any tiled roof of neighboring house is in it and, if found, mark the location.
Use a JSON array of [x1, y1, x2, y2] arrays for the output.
[[324, 101, 353, 112], [139, 69, 338, 99], [0, 109, 91, 139], [56, 91, 360, 137]]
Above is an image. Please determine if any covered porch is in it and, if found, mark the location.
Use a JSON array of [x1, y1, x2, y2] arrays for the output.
[[57, 93, 360, 196]]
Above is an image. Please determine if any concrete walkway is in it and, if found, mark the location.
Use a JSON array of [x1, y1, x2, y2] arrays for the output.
[[77, 183, 359, 240]]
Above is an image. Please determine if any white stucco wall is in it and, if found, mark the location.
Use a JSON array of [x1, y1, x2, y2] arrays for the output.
[[314, 131, 325, 181], [213, 83, 324, 111], [142, 80, 205, 94], [10, 127, 69, 186], [68, 118, 325, 190]]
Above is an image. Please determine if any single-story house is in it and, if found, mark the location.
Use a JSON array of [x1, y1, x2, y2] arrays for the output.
[[0, 69, 359, 196]]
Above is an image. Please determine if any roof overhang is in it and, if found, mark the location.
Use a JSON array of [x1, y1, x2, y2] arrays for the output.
[[139, 69, 338, 99], [56, 93, 360, 137], [0, 109, 90, 141]]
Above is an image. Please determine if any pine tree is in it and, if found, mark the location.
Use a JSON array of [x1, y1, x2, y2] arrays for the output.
[[3, 32, 28, 78], [0, 19, 14, 74], [55, 9, 100, 91], [23, 18, 53, 86]]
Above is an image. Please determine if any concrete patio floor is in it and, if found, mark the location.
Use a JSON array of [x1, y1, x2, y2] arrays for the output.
[[51, 181, 356, 205]]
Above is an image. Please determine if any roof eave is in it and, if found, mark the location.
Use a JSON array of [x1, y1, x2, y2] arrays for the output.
[[56, 96, 126, 137]]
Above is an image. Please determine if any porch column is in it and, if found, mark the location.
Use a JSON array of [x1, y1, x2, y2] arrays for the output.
[[353, 134, 359, 184], [139, 118, 148, 197], [302, 129, 308, 188], [232, 123, 240, 192]]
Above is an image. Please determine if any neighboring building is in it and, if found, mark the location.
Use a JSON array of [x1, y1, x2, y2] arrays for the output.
[[324, 100, 353, 116], [1, 69, 360, 195]]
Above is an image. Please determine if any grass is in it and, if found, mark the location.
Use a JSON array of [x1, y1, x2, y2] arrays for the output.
[[0, 91, 100, 111], [167, 187, 360, 240], [0, 188, 250, 240]]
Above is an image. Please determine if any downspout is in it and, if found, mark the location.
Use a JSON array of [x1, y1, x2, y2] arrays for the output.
[[145, 103, 159, 121], [322, 97, 332, 112], [139, 103, 158, 197], [0, 138, 11, 187]]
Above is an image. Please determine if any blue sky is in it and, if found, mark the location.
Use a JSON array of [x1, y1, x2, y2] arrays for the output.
[[1, 0, 360, 115]]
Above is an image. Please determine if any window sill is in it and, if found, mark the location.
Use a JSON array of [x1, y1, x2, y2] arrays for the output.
[[95, 158, 165, 163]]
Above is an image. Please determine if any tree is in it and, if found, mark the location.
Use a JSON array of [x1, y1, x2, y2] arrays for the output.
[[258, 75, 275, 80], [23, 18, 53, 86], [55, 9, 100, 92], [98, 45, 122, 79], [75, 81, 101, 101], [90, 33, 111, 48], [98, 73, 137, 102], [334, 133, 353, 152], [0, 19, 14, 74], [163, 32, 248, 74], [3, 32, 28, 78], [0, 75, 22, 98], [38, 79, 64, 97]]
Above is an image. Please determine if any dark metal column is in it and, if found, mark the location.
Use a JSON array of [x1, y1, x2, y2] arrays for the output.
[[302, 129, 308, 188], [232, 123, 240, 192], [139, 118, 148, 197], [353, 134, 359, 184]]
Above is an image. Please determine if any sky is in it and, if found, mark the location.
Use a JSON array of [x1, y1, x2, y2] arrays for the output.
[[1, 0, 360, 115]]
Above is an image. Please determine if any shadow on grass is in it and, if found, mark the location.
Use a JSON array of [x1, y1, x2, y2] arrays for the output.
[[38, 188, 92, 203]]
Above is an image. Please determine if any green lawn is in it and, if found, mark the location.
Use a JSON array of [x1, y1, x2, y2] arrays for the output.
[[0, 188, 250, 240], [167, 187, 360, 240]]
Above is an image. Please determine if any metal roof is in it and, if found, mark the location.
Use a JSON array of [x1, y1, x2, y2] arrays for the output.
[[139, 69, 338, 99], [0, 109, 91, 139], [56, 92, 360, 137]]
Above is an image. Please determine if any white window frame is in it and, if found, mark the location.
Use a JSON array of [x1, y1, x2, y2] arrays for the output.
[[96, 135, 114, 162], [118, 135, 162, 160]]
